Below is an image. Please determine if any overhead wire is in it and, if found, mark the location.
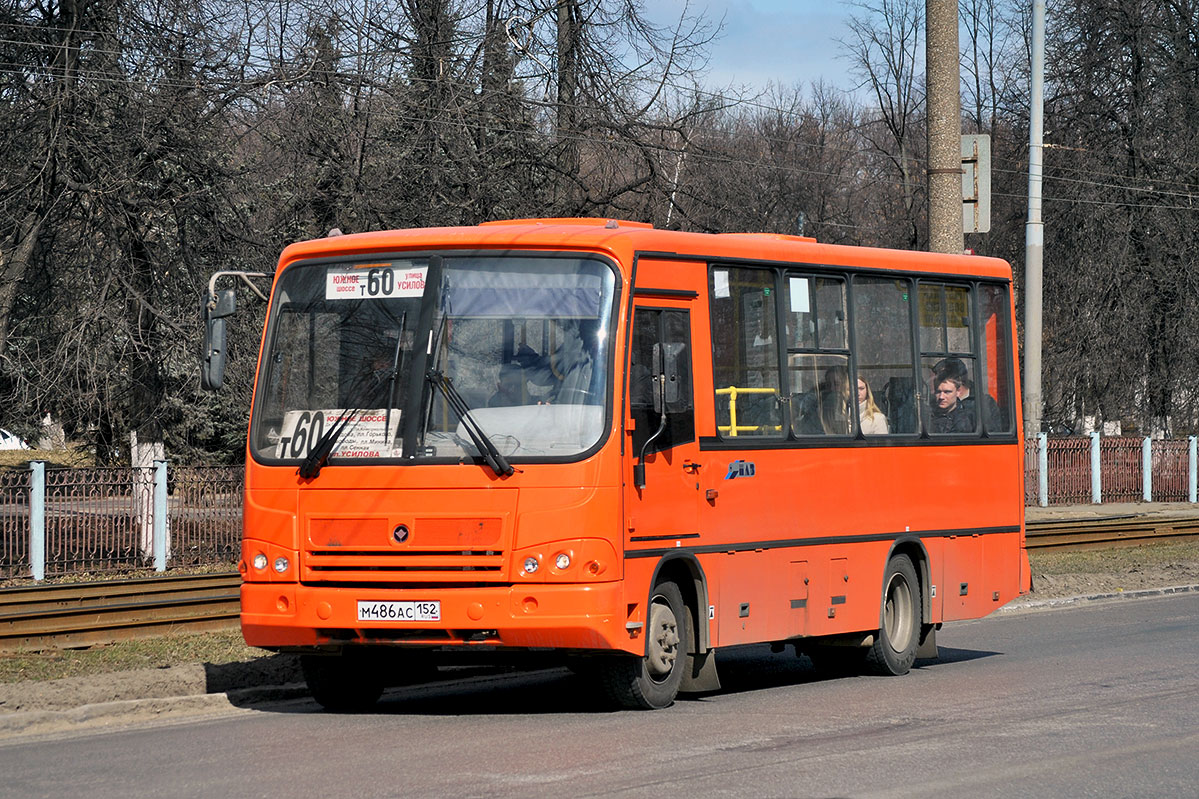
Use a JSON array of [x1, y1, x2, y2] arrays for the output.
[[6, 16, 1199, 212]]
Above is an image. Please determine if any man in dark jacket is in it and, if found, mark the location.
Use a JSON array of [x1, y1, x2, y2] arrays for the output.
[[930, 375, 975, 433]]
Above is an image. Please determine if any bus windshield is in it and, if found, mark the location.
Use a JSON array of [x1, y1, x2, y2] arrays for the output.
[[250, 254, 618, 466]]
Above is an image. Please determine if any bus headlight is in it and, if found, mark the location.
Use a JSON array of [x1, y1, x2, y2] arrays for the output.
[[273, 556, 290, 574], [512, 539, 619, 582], [252, 553, 268, 571]]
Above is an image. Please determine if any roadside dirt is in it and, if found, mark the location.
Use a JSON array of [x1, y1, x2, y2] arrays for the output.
[[0, 655, 302, 714], [1, 541, 1197, 725], [1025, 541, 1199, 600]]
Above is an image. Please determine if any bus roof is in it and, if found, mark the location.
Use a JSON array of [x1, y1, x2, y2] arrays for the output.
[[277, 219, 1013, 281]]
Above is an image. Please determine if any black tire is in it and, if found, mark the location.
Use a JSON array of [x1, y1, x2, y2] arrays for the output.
[[599, 582, 689, 709], [301, 650, 385, 712], [865, 554, 921, 675]]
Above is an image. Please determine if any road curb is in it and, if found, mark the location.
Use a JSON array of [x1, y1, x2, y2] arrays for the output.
[[0, 667, 558, 740], [0, 682, 316, 741], [999, 583, 1199, 613]]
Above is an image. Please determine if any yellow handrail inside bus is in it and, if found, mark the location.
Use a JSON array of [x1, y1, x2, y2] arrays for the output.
[[715, 386, 781, 436]]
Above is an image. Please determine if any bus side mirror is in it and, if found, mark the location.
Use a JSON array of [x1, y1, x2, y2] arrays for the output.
[[653, 343, 683, 412], [201, 289, 236, 391]]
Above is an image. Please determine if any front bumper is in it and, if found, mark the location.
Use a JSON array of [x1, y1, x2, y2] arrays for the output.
[[241, 580, 633, 653]]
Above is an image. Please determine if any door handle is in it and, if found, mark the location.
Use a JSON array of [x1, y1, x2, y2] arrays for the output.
[[683, 461, 701, 473]]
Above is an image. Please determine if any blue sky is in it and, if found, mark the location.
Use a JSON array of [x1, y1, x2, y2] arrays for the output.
[[646, 0, 857, 91]]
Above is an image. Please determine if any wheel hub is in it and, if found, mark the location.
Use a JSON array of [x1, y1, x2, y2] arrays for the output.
[[883, 573, 914, 654], [646, 599, 680, 679]]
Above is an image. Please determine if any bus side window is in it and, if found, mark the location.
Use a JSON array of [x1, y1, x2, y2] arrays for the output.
[[979, 284, 1015, 435], [919, 283, 979, 435], [786, 275, 852, 438], [710, 267, 783, 439], [852, 276, 917, 434]]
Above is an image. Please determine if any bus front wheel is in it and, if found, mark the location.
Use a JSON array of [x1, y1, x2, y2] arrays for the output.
[[865, 554, 921, 676], [599, 582, 689, 709], [301, 650, 385, 712]]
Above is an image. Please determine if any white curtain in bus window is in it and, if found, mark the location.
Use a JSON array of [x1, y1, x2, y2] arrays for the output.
[[710, 267, 782, 438], [978, 284, 1014, 434], [786, 276, 846, 350], [852, 276, 917, 434]]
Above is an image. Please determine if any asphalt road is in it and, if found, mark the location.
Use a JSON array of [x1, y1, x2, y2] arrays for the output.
[[2, 594, 1196, 798]]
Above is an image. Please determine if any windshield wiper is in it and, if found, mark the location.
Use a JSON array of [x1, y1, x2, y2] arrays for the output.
[[383, 311, 408, 445], [298, 411, 362, 479], [426, 369, 514, 477]]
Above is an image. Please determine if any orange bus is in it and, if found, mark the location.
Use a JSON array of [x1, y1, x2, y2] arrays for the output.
[[205, 219, 1030, 710]]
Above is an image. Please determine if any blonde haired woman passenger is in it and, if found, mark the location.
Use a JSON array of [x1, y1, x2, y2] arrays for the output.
[[858, 378, 889, 435]]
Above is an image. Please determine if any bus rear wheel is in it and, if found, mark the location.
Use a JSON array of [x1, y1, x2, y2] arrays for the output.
[[599, 582, 689, 709], [301, 649, 385, 712], [865, 554, 921, 676]]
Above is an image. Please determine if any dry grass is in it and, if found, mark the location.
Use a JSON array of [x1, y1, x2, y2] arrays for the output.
[[0, 446, 95, 470], [0, 563, 237, 590], [0, 630, 266, 685], [1029, 539, 1199, 574]]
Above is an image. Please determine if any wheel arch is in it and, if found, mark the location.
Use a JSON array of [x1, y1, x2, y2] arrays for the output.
[[646, 553, 711, 655]]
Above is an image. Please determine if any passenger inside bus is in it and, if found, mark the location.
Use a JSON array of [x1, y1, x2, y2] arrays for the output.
[[791, 363, 852, 436], [489, 362, 527, 407], [934, 356, 1003, 432], [820, 365, 853, 435], [881, 377, 917, 434], [857, 378, 889, 435], [929, 374, 974, 433]]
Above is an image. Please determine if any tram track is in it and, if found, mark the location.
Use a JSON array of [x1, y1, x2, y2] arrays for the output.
[[1, 515, 1197, 651], [0, 573, 240, 652], [1024, 514, 1199, 550]]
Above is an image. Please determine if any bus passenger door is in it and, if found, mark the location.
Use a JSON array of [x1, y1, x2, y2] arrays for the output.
[[626, 304, 700, 547]]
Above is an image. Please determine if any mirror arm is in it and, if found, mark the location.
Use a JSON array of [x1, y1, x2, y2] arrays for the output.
[[634, 373, 668, 489], [206, 271, 271, 308]]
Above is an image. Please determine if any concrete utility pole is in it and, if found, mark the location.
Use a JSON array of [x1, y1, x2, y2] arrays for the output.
[[1023, 0, 1046, 437], [926, 0, 963, 254]]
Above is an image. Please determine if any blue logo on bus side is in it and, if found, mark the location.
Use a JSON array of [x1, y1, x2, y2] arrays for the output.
[[725, 460, 756, 480]]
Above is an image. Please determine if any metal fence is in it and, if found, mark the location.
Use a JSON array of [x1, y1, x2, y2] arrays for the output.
[[1048, 436, 1092, 505], [1025, 434, 1199, 507], [0, 462, 242, 581], [7, 436, 1199, 579], [1100, 437, 1143, 503], [0, 470, 31, 576]]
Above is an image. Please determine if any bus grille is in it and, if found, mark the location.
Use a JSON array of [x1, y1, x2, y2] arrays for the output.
[[302, 516, 508, 584], [302, 549, 507, 583]]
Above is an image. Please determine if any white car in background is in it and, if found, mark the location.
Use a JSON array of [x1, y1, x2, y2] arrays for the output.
[[0, 428, 29, 450]]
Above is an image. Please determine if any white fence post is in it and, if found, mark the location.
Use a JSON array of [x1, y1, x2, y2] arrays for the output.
[[1090, 432, 1102, 504], [1142, 436, 1152, 502], [1038, 433, 1048, 507], [29, 461, 45, 582], [1190, 436, 1197, 504], [153, 460, 169, 572]]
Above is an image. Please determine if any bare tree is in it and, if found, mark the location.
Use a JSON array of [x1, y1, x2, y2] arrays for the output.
[[842, 0, 926, 249]]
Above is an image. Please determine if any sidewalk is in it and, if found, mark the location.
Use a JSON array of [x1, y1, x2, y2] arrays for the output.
[[1026, 501, 1199, 524]]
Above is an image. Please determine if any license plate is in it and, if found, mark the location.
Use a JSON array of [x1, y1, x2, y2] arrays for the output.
[[357, 600, 440, 622]]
